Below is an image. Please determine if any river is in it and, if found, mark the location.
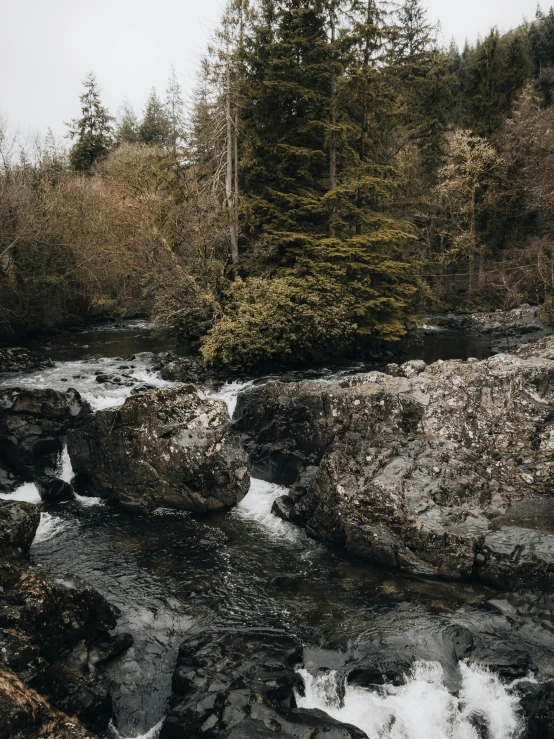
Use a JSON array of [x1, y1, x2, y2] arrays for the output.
[[1, 320, 552, 739]]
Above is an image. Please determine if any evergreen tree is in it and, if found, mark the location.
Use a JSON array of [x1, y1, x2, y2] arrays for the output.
[[390, 0, 457, 174], [238, 0, 417, 342], [528, 6, 554, 74], [116, 99, 140, 144], [461, 30, 532, 136], [67, 73, 113, 172], [138, 88, 170, 146]]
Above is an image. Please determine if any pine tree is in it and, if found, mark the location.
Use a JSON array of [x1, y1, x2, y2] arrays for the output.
[[67, 73, 113, 172], [116, 99, 140, 144], [138, 88, 170, 146], [462, 30, 532, 136], [238, 0, 418, 342], [391, 0, 456, 174]]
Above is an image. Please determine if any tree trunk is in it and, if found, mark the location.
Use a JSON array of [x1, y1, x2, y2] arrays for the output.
[[226, 53, 239, 264], [329, 8, 337, 237]]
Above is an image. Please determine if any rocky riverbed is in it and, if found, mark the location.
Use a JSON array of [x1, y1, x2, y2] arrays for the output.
[[0, 317, 554, 739]]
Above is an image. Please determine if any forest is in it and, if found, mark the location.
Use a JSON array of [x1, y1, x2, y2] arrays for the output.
[[2, 0, 554, 368]]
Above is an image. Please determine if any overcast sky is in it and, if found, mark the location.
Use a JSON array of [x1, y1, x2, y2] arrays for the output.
[[0, 0, 549, 141]]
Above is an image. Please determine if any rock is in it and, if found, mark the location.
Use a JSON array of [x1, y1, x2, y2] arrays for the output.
[[36, 477, 75, 503], [0, 501, 39, 559], [399, 359, 427, 378], [68, 385, 250, 514], [155, 352, 229, 386], [237, 338, 554, 587], [131, 382, 157, 395], [520, 681, 554, 739], [88, 632, 134, 667], [0, 347, 54, 374], [0, 387, 92, 483], [0, 554, 119, 733], [160, 631, 367, 739], [159, 355, 207, 384], [0, 665, 99, 739], [0, 496, 121, 734], [30, 662, 113, 733]]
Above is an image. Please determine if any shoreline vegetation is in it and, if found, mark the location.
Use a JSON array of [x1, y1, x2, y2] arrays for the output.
[[3, 2, 554, 369]]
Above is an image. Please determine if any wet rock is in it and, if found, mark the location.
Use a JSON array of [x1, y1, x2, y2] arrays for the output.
[[0, 501, 39, 559], [0, 495, 120, 734], [88, 632, 134, 667], [131, 382, 157, 395], [0, 387, 92, 483], [158, 355, 207, 384], [36, 477, 75, 503], [520, 681, 554, 739], [238, 337, 554, 587], [160, 631, 367, 739], [31, 662, 113, 733], [0, 665, 99, 739], [0, 347, 54, 374], [68, 384, 250, 514], [0, 556, 118, 732]]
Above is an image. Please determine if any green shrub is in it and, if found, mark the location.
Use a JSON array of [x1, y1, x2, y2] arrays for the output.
[[541, 296, 554, 328], [201, 277, 356, 368]]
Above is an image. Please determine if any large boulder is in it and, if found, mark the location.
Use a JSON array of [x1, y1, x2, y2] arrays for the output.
[[237, 339, 554, 588], [0, 387, 91, 485], [68, 384, 250, 514], [160, 631, 367, 739]]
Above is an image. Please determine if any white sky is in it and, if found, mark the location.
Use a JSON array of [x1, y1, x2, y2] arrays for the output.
[[0, 0, 549, 140]]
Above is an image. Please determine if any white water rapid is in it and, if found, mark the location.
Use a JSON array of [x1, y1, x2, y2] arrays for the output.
[[296, 661, 525, 739]]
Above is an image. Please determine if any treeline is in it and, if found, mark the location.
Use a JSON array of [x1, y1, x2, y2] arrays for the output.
[[3, 1, 554, 367]]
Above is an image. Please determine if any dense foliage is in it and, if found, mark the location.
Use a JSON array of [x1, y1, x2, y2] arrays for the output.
[[3, 2, 554, 367]]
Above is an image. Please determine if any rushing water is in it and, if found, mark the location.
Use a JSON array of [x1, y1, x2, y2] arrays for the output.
[[2, 321, 552, 738]]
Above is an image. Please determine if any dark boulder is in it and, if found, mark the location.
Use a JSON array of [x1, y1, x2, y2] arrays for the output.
[[36, 477, 75, 503], [0, 501, 39, 559], [520, 681, 554, 739], [160, 631, 367, 739], [0, 387, 91, 483], [237, 341, 554, 588], [68, 384, 250, 514]]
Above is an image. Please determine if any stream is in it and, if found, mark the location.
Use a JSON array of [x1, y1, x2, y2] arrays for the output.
[[2, 321, 552, 739]]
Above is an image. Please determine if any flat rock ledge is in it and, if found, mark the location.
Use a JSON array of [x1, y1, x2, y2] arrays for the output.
[[68, 384, 250, 514], [235, 337, 554, 590]]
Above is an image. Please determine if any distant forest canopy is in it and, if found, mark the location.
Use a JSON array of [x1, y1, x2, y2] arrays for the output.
[[3, 1, 554, 367]]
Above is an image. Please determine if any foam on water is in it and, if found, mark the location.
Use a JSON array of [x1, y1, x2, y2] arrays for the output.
[[234, 477, 301, 541], [0, 353, 170, 411], [59, 445, 104, 507], [107, 719, 162, 739], [34, 512, 71, 543], [0, 482, 41, 504], [208, 379, 255, 418], [296, 661, 524, 739]]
